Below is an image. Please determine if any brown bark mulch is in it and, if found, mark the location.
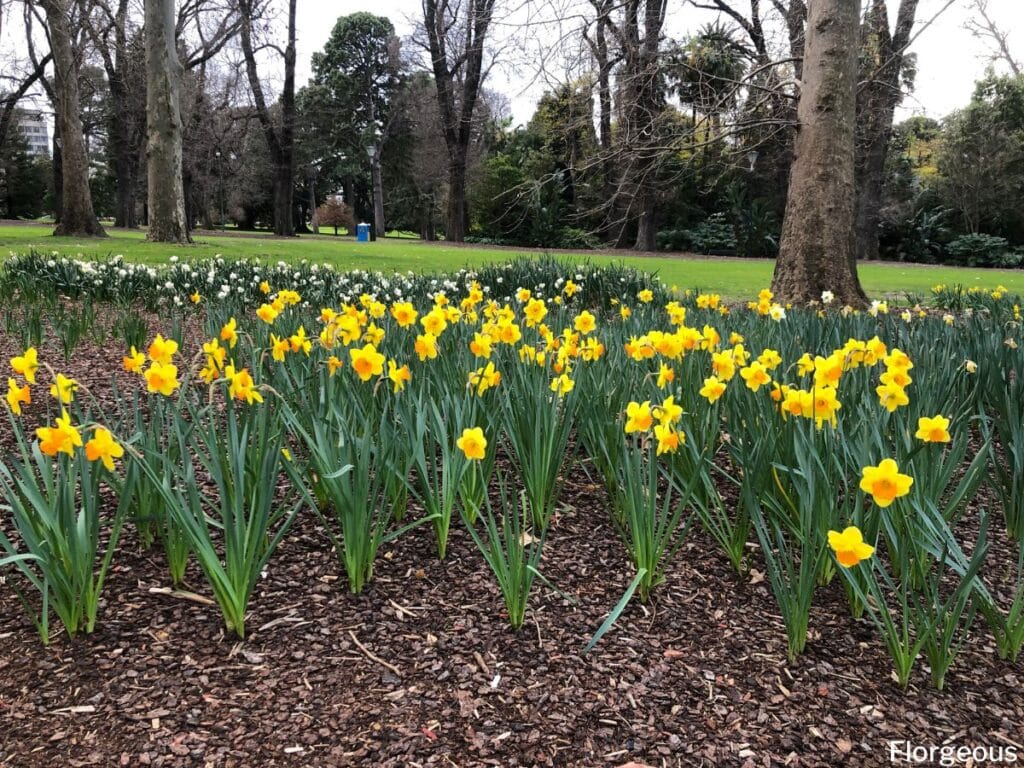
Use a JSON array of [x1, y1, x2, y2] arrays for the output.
[[1, 320, 1023, 768]]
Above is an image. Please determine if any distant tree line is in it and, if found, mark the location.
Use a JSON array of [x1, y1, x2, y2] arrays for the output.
[[1, 0, 1022, 305]]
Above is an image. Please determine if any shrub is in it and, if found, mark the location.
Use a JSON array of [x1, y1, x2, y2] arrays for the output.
[[878, 207, 951, 264], [656, 229, 693, 252], [943, 233, 1011, 268], [686, 213, 737, 255]]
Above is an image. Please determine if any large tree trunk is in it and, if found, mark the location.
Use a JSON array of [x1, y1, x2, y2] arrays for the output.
[[272, 159, 294, 237], [309, 171, 319, 234], [111, 128, 139, 228], [145, 0, 189, 242], [854, 0, 919, 262], [443, 160, 466, 242], [446, 154, 467, 241], [783, 0, 807, 82], [371, 155, 386, 238], [42, 0, 106, 237], [631, 74, 660, 251], [772, 0, 867, 307], [51, 124, 63, 223], [853, 121, 889, 263], [635, 183, 657, 251]]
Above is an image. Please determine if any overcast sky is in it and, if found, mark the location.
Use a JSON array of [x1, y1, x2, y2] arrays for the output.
[[293, 0, 1024, 125]]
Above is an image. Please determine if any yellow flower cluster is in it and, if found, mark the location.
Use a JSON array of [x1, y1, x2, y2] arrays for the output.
[[623, 396, 685, 454], [766, 336, 891, 428], [7, 346, 123, 469], [468, 362, 501, 396], [876, 348, 913, 413], [123, 333, 182, 396], [747, 288, 785, 320]]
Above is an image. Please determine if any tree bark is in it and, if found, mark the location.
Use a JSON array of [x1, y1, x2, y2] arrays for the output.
[[854, 0, 918, 262], [635, 183, 657, 251], [445, 153, 467, 241], [276, 0, 296, 237], [778, 0, 807, 81], [51, 125, 63, 223], [271, 156, 294, 236], [772, 0, 867, 307], [309, 170, 319, 234], [111, 135, 139, 228], [42, 0, 106, 237], [144, 0, 189, 242]]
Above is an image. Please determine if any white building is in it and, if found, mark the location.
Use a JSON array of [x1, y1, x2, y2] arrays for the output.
[[16, 112, 50, 157]]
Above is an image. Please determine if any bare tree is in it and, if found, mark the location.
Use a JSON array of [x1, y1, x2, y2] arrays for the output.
[[0, 53, 51, 154], [966, 0, 1019, 76], [239, 0, 297, 236], [420, 0, 497, 241], [771, 0, 866, 306], [316, 196, 354, 235], [39, 0, 106, 236]]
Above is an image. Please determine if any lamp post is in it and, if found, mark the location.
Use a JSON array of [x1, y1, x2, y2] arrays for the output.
[[215, 150, 226, 229], [366, 142, 385, 241]]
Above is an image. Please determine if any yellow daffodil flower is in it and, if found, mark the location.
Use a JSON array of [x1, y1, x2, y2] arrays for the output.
[[624, 400, 653, 433], [85, 427, 124, 471], [828, 526, 875, 568], [860, 458, 913, 508], [11, 347, 39, 383], [349, 344, 385, 382], [6, 377, 31, 415], [123, 346, 145, 374], [144, 361, 180, 396], [387, 360, 412, 392], [148, 334, 178, 365], [36, 410, 82, 457], [457, 427, 487, 460], [915, 415, 951, 443]]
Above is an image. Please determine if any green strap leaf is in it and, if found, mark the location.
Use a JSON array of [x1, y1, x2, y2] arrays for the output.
[[584, 568, 648, 654]]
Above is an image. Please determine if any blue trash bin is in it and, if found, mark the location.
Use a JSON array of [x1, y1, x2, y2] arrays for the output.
[[356, 222, 371, 242]]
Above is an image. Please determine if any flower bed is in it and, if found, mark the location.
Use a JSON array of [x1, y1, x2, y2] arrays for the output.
[[1, 257, 1023, 765]]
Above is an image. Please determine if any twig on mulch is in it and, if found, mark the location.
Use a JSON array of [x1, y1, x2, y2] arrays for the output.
[[348, 630, 402, 678], [473, 651, 490, 676], [148, 587, 215, 606]]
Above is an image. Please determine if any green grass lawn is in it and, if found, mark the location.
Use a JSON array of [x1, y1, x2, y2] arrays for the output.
[[3, 223, 1021, 300]]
